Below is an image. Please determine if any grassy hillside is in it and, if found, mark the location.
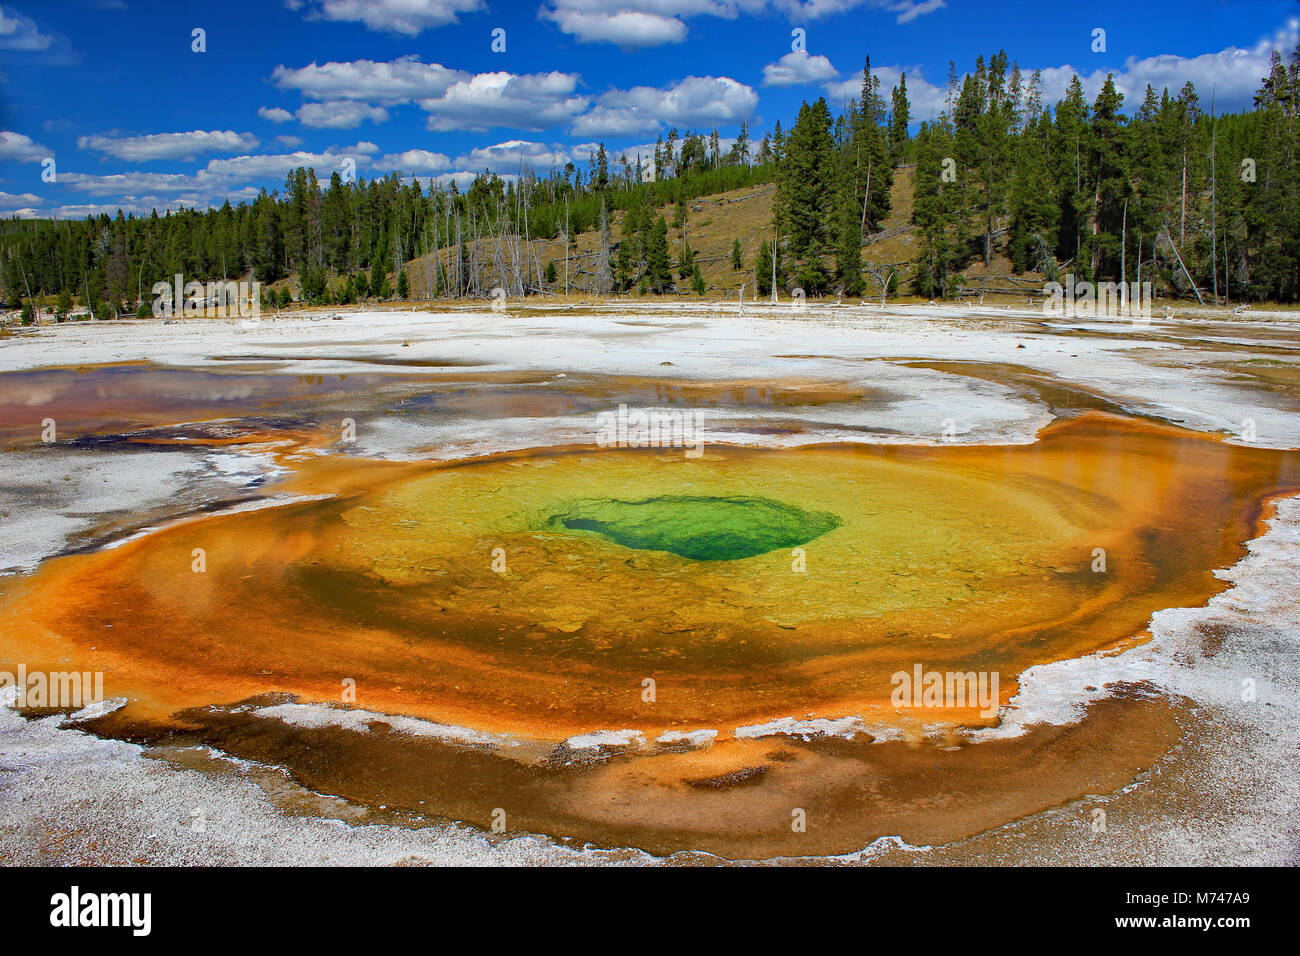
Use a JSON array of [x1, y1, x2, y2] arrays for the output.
[[375, 163, 1045, 305]]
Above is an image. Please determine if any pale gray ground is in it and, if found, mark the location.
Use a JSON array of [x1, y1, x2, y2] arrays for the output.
[[0, 447, 270, 574]]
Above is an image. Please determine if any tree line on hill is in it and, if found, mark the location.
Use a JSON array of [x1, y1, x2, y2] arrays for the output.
[[4, 43, 1300, 317], [0, 128, 769, 318], [770, 46, 1299, 306], [909, 48, 1300, 304]]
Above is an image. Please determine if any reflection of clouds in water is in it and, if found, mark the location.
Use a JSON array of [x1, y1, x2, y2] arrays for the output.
[[190, 386, 259, 402], [90, 381, 260, 403], [18, 387, 58, 406], [5, 370, 269, 411]]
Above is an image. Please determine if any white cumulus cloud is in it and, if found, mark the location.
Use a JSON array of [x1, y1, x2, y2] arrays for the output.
[[419, 71, 589, 132], [572, 75, 758, 137], [540, 0, 946, 47], [295, 101, 390, 129], [543, 8, 689, 48], [271, 56, 467, 103], [288, 0, 483, 35], [763, 51, 838, 87], [0, 189, 42, 209], [1034, 19, 1300, 115], [57, 143, 377, 202], [77, 130, 260, 162], [0, 5, 55, 50], [0, 130, 52, 162], [377, 148, 452, 172]]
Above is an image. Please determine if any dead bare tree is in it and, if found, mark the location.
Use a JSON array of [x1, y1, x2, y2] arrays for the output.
[[863, 262, 896, 307], [1161, 224, 1205, 305]]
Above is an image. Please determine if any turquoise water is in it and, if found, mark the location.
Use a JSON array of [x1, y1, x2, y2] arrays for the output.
[[548, 495, 842, 561]]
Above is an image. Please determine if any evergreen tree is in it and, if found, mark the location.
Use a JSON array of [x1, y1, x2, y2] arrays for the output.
[[671, 195, 688, 230], [755, 240, 773, 296], [1008, 111, 1058, 274], [614, 201, 638, 291], [853, 58, 894, 233], [781, 98, 836, 293], [731, 239, 744, 270], [1241, 50, 1300, 300], [1079, 74, 1129, 279], [889, 72, 912, 162], [912, 121, 965, 297], [1053, 75, 1092, 267], [835, 135, 863, 294], [644, 215, 673, 293], [2, 254, 23, 308], [678, 240, 695, 279], [299, 265, 327, 303]]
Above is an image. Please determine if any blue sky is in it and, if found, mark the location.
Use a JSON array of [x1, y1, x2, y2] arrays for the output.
[[1, 0, 1297, 218]]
